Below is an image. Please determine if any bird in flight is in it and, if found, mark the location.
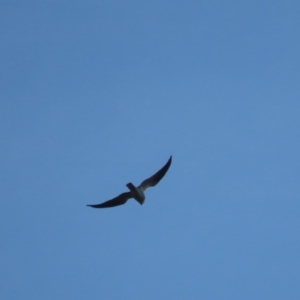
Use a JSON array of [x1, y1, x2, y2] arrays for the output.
[[87, 156, 172, 208]]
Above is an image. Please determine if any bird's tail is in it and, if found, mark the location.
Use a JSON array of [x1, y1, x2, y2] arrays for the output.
[[126, 182, 135, 192]]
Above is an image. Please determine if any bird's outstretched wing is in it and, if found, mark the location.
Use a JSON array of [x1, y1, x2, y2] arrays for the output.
[[139, 156, 172, 191], [87, 192, 132, 208]]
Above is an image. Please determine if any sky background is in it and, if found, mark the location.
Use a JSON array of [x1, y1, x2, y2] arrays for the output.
[[1, 1, 300, 299]]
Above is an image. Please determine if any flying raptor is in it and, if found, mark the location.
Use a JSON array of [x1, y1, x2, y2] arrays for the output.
[[87, 156, 172, 208]]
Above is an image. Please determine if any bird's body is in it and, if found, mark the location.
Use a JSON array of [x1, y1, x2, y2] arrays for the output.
[[87, 156, 172, 209], [126, 183, 145, 205]]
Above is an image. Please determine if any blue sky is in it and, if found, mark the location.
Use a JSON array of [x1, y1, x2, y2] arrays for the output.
[[1, 1, 300, 299]]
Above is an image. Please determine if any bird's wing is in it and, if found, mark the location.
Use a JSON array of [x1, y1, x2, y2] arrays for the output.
[[139, 156, 172, 191], [87, 192, 132, 208]]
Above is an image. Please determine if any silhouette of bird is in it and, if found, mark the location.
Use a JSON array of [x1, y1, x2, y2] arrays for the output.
[[87, 156, 172, 208]]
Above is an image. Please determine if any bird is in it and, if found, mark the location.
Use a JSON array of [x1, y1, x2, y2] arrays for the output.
[[87, 156, 172, 208]]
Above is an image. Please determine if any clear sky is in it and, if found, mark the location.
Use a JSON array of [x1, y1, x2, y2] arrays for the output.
[[1, 1, 300, 299]]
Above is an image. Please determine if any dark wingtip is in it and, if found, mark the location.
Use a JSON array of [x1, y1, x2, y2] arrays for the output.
[[86, 204, 101, 208]]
